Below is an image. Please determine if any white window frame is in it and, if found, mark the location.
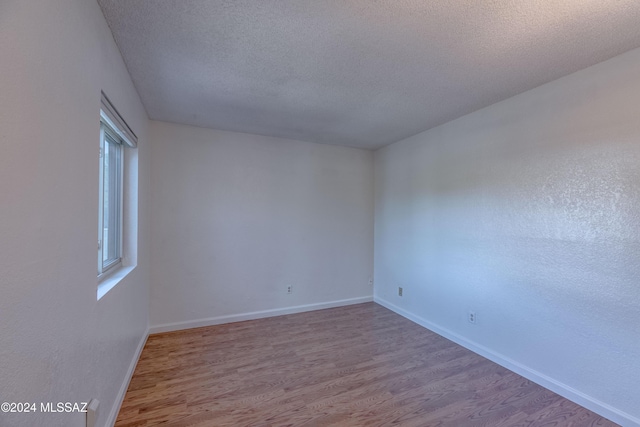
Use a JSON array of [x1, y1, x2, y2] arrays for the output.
[[98, 118, 124, 278], [97, 92, 137, 283]]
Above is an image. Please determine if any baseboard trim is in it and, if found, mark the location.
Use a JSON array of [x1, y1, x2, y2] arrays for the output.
[[149, 296, 374, 334], [374, 296, 640, 427], [105, 329, 149, 427]]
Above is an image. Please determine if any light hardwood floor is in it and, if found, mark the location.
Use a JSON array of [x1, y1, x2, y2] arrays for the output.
[[115, 303, 617, 426]]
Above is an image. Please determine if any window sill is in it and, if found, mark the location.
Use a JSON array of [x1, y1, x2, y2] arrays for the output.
[[97, 265, 136, 300]]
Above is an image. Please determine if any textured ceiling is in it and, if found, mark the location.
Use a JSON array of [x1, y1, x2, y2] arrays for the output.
[[98, 0, 640, 149]]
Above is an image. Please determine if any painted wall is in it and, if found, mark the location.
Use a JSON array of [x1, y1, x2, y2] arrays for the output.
[[0, 1, 150, 426], [149, 121, 373, 329], [374, 47, 640, 425]]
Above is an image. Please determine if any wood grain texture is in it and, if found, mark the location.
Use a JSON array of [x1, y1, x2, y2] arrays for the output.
[[115, 303, 618, 427]]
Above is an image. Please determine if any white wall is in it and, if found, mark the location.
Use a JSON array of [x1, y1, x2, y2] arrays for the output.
[[374, 47, 640, 425], [150, 121, 373, 329], [0, 1, 150, 427]]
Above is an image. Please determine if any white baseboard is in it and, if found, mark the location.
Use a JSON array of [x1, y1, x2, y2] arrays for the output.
[[149, 296, 374, 334], [374, 296, 640, 427], [105, 329, 149, 427]]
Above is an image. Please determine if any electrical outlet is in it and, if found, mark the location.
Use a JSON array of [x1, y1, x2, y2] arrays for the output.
[[398, 286, 403, 297], [468, 311, 476, 324], [286, 285, 293, 294]]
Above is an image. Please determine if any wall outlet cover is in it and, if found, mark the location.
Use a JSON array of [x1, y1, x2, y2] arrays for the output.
[[468, 311, 476, 324]]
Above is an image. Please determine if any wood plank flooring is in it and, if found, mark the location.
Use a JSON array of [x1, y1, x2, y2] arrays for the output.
[[115, 303, 617, 427]]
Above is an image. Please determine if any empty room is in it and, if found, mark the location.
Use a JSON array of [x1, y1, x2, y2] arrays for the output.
[[1, 1, 639, 426]]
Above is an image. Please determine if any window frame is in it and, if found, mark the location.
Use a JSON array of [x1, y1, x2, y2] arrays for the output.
[[96, 92, 138, 298], [98, 115, 125, 279]]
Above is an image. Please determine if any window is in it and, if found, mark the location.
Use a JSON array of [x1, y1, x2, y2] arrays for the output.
[[98, 92, 137, 279], [98, 119, 123, 276]]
